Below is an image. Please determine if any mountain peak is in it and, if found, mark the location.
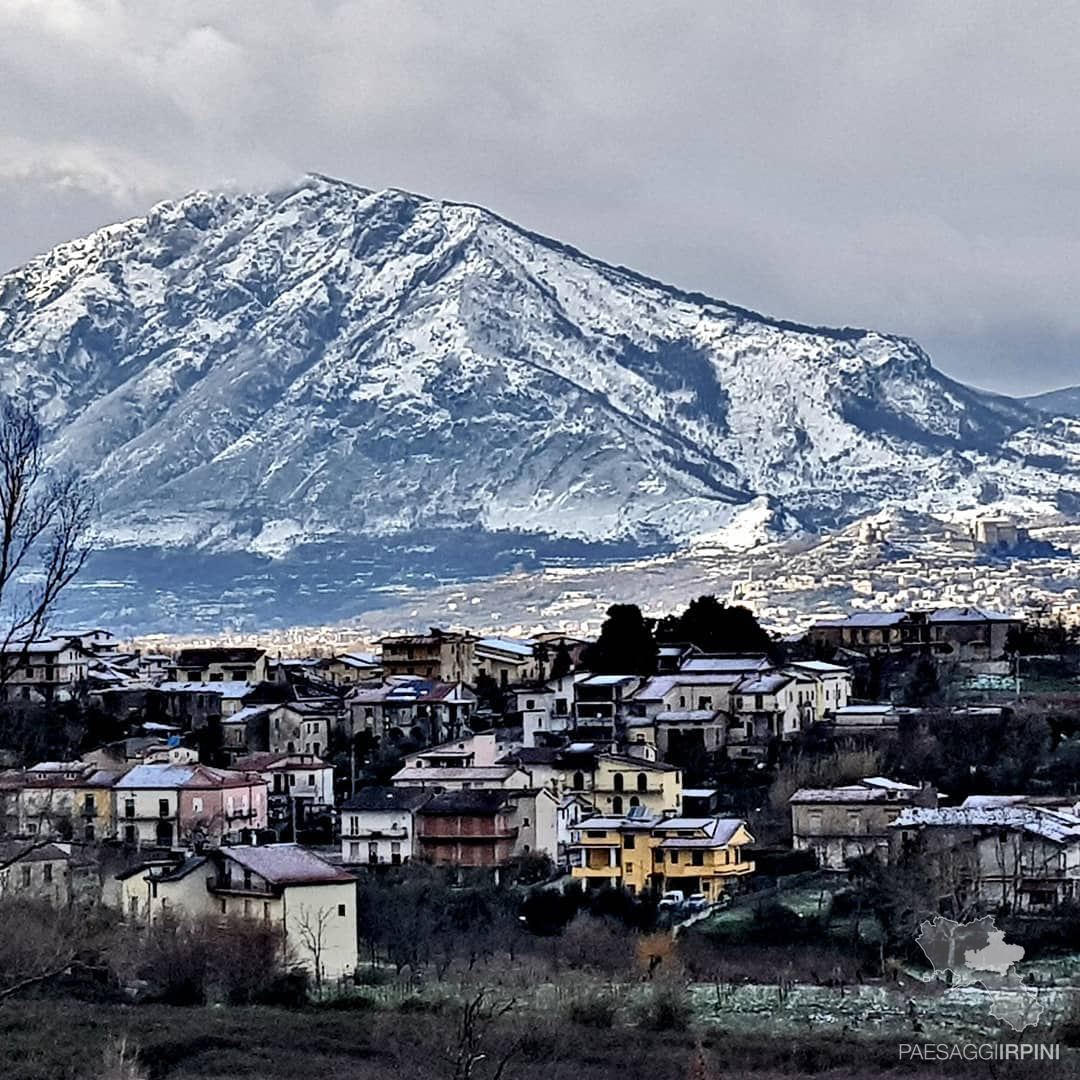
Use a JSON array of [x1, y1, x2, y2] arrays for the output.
[[0, 176, 1075, 627]]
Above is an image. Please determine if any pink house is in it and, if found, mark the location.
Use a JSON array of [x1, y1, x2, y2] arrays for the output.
[[116, 763, 268, 848], [178, 767, 268, 846]]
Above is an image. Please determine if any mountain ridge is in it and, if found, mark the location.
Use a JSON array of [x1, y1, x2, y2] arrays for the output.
[[0, 174, 1077, 632]]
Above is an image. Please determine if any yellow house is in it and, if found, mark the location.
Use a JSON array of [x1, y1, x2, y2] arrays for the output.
[[562, 752, 682, 817], [649, 817, 755, 903], [570, 813, 755, 901]]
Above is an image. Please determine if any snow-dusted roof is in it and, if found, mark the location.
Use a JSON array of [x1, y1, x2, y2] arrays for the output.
[[790, 778, 921, 804], [892, 806, 1080, 843], [579, 674, 638, 686], [655, 710, 721, 722], [656, 818, 747, 848], [336, 652, 379, 668], [392, 765, 520, 783], [574, 813, 661, 831], [347, 678, 467, 704], [814, 612, 907, 628], [788, 660, 851, 674], [861, 777, 920, 791], [222, 704, 275, 724], [115, 763, 262, 790], [678, 657, 770, 675], [633, 674, 741, 700], [927, 607, 1018, 623], [155, 681, 258, 699], [476, 637, 534, 658], [734, 673, 794, 695], [220, 844, 354, 885]]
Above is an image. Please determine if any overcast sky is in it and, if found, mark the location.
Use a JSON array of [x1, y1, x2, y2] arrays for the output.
[[2, 1, 1078, 395]]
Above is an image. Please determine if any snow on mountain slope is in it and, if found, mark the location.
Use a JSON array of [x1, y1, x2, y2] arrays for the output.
[[0, 174, 1075, 570]]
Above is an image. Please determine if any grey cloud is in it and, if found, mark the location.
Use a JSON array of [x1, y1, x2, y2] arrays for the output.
[[1, 0, 1078, 395]]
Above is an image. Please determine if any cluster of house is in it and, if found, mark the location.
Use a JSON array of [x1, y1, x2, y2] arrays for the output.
[[791, 779, 1080, 913], [0, 609, 1051, 983]]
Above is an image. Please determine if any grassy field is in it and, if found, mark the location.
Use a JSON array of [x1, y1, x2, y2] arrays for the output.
[[2, 994, 1078, 1080]]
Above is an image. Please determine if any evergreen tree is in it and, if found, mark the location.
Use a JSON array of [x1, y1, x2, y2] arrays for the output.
[[581, 604, 658, 675], [549, 642, 573, 680], [656, 594, 772, 654]]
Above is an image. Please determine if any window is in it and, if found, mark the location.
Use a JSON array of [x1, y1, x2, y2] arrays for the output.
[[129, 897, 139, 916], [623, 835, 636, 849], [669, 851, 678, 864], [678, 696, 686, 708], [243, 899, 251, 917], [124, 798, 135, 819], [349, 816, 359, 836], [263, 902, 271, 922], [692, 852, 704, 866], [307, 774, 315, 786], [625, 862, 634, 875], [613, 773, 624, 792], [124, 825, 136, 844], [636, 773, 648, 793], [158, 798, 169, 818], [349, 842, 361, 859], [391, 842, 402, 865], [21, 865, 31, 887], [525, 699, 535, 710], [43, 864, 53, 884], [612, 796, 623, 814], [338, 904, 346, 917], [586, 830, 607, 838], [243, 869, 252, 890], [629, 796, 640, 809], [192, 797, 203, 814], [572, 771, 585, 790], [220, 899, 227, 915], [289, 774, 296, 787], [368, 842, 378, 864]]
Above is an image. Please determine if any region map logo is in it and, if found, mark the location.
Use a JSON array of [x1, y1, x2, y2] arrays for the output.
[[915, 915, 1042, 1031]]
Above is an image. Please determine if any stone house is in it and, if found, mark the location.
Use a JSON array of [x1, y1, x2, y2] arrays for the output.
[[790, 777, 938, 870]]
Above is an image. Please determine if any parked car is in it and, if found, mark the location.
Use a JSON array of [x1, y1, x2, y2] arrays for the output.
[[658, 890, 685, 910], [685, 893, 709, 912]]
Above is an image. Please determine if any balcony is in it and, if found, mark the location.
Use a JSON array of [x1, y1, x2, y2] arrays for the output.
[[417, 827, 518, 842], [207, 876, 274, 897], [346, 826, 409, 840]]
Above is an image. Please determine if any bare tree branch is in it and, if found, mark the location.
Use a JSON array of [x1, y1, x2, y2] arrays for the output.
[[0, 400, 93, 695]]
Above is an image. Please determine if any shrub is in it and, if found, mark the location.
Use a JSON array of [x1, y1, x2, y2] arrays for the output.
[[565, 987, 620, 1028], [637, 982, 692, 1032]]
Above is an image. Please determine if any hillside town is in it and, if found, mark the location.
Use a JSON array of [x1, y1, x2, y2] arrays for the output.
[[4, 595, 1079, 996]]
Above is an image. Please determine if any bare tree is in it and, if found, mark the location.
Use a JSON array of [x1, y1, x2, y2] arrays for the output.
[[0, 400, 93, 695], [0, 897, 92, 1003], [295, 904, 332, 990], [445, 989, 520, 1080]]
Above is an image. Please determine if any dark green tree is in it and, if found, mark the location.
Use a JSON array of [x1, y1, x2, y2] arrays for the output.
[[549, 642, 573, 680], [655, 595, 771, 655], [580, 604, 658, 675]]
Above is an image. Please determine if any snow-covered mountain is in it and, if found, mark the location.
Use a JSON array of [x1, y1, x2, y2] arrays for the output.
[[0, 175, 1077, 627]]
